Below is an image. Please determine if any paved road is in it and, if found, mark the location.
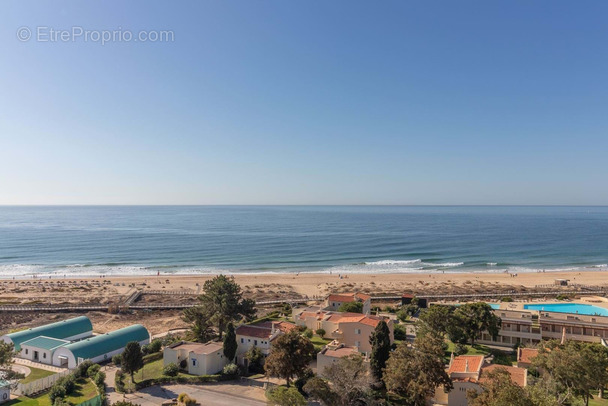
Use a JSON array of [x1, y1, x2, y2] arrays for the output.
[[117, 383, 266, 406]]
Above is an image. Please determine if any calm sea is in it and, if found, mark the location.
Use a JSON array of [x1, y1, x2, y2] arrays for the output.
[[0, 206, 607, 278]]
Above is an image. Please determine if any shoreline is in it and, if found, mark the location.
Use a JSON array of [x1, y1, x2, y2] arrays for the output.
[[3, 270, 608, 297]]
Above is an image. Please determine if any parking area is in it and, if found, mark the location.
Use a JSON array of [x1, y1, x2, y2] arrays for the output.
[[119, 383, 266, 406]]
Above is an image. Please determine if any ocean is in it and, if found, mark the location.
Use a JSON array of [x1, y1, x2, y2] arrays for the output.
[[0, 206, 607, 278]]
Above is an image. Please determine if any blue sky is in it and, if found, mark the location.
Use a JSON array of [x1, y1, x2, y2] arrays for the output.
[[1, 1, 607, 205]]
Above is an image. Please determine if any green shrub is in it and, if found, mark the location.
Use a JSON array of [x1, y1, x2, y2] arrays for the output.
[[222, 363, 239, 377], [177, 393, 196, 406], [94, 371, 106, 386], [315, 328, 326, 338], [148, 338, 163, 353], [87, 364, 101, 378], [75, 360, 94, 378], [48, 384, 66, 404], [393, 323, 407, 341], [163, 363, 179, 377], [454, 343, 468, 356], [112, 354, 122, 366], [501, 297, 514, 302], [115, 370, 126, 393], [266, 386, 307, 406], [303, 329, 313, 339], [338, 301, 363, 313]]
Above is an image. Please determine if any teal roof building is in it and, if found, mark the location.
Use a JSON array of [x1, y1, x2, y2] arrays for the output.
[[0, 316, 93, 351], [52, 324, 150, 368]]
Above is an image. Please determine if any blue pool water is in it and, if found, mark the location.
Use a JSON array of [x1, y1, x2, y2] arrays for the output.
[[524, 303, 608, 316], [489, 304, 500, 309]]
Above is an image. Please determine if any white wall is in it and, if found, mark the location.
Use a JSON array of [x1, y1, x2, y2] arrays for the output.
[[0, 386, 9, 405], [52, 338, 149, 369], [20, 345, 54, 365], [189, 351, 227, 375]]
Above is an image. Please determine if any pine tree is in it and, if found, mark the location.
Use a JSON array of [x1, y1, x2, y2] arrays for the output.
[[121, 341, 144, 383], [223, 322, 238, 362], [369, 320, 391, 382]]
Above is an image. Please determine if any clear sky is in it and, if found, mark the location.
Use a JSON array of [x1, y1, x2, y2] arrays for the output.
[[1, 1, 607, 205]]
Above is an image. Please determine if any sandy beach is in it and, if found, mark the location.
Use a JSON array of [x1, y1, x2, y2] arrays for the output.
[[2, 270, 607, 336]]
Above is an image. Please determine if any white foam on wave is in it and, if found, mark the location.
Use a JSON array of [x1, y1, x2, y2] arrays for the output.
[[487, 262, 498, 266], [364, 259, 422, 265], [591, 264, 608, 268], [425, 262, 464, 267]]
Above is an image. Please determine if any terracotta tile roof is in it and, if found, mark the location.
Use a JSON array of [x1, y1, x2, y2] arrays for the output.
[[323, 346, 359, 358], [325, 312, 384, 327], [481, 364, 528, 387], [235, 325, 272, 339], [448, 355, 484, 375], [298, 310, 329, 320], [235, 321, 297, 339], [518, 348, 539, 364]]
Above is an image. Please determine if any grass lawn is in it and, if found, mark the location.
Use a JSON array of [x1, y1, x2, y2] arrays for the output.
[[8, 378, 97, 406], [310, 336, 331, 346], [19, 367, 55, 384], [444, 341, 516, 365], [123, 357, 197, 391]]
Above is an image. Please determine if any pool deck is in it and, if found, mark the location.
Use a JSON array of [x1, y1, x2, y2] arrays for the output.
[[443, 296, 608, 315]]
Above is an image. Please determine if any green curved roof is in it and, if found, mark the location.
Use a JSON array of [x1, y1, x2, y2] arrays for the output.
[[5, 316, 92, 351], [62, 324, 149, 360]]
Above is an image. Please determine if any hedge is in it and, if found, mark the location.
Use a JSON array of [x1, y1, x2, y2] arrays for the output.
[[134, 374, 234, 390]]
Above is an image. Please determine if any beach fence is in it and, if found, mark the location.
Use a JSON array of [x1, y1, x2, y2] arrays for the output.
[[14, 370, 70, 397]]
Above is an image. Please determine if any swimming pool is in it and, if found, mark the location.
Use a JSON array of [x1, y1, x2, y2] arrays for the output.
[[524, 303, 608, 316], [489, 304, 500, 309]]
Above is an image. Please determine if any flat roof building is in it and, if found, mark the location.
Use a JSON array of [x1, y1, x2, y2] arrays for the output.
[[1, 316, 93, 351]]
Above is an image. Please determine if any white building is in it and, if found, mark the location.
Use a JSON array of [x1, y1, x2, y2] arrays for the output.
[[20, 336, 69, 365], [0, 380, 9, 405], [0, 316, 92, 352], [235, 321, 297, 367], [316, 342, 362, 376], [163, 342, 227, 375], [52, 324, 149, 368]]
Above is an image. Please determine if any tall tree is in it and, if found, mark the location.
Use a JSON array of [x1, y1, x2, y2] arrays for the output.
[[452, 302, 501, 346], [182, 306, 216, 342], [369, 320, 391, 382], [265, 330, 315, 387], [416, 304, 456, 338], [0, 342, 23, 384], [317, 353, 372, 406], [467, 367, 533, 406], [223, 322, 237, 362], [338, 301, 363, 313], [121, 341, 144, 383], [0, 342, 15, 373], [533, 340, 608, 406], [383, 336, 452, 406], [196, 275, 256, 339]]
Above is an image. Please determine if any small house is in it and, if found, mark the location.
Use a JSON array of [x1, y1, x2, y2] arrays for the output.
[[163, 342, 227, 375]]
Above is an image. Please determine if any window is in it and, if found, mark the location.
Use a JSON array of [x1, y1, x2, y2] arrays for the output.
[[25, 349, 28, 355], [254, 340, 258, 346], [241, 338, 244, 343], [43, 353, 46, 359], [355, 328, 361, 335], [355, 341, 360, 347], [191, 358, 197, 366]]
